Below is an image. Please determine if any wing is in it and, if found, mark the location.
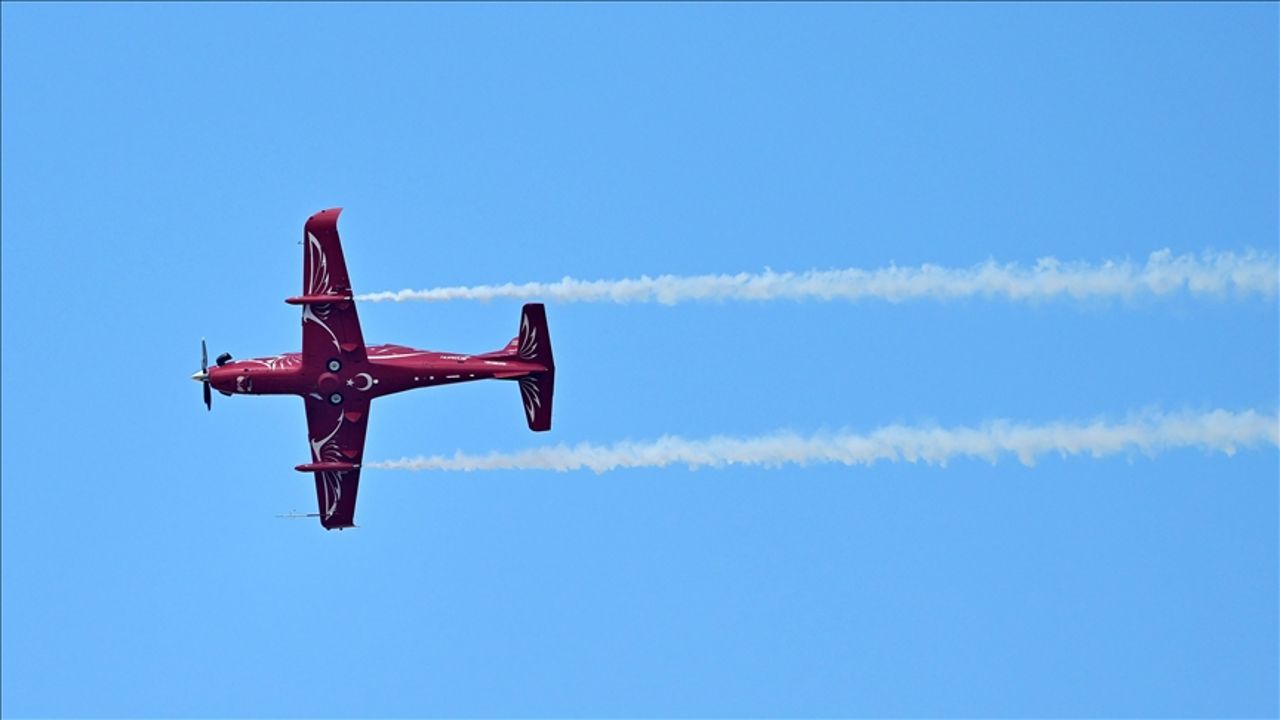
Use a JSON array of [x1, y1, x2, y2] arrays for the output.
[[301, 208, 367, 366], [304, 395, 371, 530]]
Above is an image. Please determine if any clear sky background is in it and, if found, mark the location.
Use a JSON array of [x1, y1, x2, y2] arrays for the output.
[[2, 3, 1277, 717]]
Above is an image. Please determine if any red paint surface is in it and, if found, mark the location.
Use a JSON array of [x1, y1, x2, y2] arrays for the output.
[[205, 208, 555, 530]]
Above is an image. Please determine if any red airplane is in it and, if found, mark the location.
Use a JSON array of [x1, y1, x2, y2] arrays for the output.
[[192, 208, 555, 530]]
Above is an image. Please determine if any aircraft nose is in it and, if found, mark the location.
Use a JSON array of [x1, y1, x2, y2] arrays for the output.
[[191, 370, 208, 383]]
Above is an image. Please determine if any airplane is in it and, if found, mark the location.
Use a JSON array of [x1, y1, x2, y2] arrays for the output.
[[191, 208, 555, 530]]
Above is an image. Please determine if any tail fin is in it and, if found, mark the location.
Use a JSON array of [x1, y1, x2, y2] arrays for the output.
[[515, 303, 554, 432]]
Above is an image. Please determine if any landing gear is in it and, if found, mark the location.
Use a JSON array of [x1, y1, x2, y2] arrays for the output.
[[327, 358, 342, 372], [329, 392, 343, 405]]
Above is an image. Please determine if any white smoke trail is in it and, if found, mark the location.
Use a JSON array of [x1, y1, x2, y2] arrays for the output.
[[369, 409, 1279, 474], [357, 249, 1278, 305]]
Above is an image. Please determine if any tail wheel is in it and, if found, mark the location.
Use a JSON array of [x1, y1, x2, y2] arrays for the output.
[[328, 392, 343, 405], [327, 358, 342, 372]]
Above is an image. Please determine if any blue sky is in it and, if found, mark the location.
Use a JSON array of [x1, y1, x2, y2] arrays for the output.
[[2, 3, 1277, 717]]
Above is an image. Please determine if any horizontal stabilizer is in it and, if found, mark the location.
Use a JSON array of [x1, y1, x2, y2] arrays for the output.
[[514, 304, 554, 431], [517, 303, 554, 370], [518, 371, 554, 432]]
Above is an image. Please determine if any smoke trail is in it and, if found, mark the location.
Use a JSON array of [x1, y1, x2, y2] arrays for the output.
[[369, 409, 1279, 474], [357, 249, 1278, 305]]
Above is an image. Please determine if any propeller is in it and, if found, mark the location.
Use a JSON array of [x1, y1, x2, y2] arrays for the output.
[[192, 338, 212, 411]]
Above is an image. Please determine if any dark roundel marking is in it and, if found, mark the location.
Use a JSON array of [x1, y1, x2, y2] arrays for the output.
[[327, 358, 342, 372], [328, 392, 343, 405]]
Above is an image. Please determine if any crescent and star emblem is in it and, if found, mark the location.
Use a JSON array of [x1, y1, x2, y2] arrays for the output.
[[345, 373, 375, 391]]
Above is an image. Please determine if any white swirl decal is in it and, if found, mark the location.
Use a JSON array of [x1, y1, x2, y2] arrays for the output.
[[519, 376, 542, 422], [519, 312, 539, 360]]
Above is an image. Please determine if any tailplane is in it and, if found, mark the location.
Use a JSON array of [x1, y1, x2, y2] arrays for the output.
[[515, 303, 554, 431], [516, 303, 554, 370], [518, 371, 554, 432]]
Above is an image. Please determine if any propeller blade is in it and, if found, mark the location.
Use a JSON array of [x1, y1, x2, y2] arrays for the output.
[[198, 339, 213, 410]]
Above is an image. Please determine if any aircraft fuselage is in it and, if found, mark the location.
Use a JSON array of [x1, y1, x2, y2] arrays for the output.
[[207, 344, 548, 404]]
